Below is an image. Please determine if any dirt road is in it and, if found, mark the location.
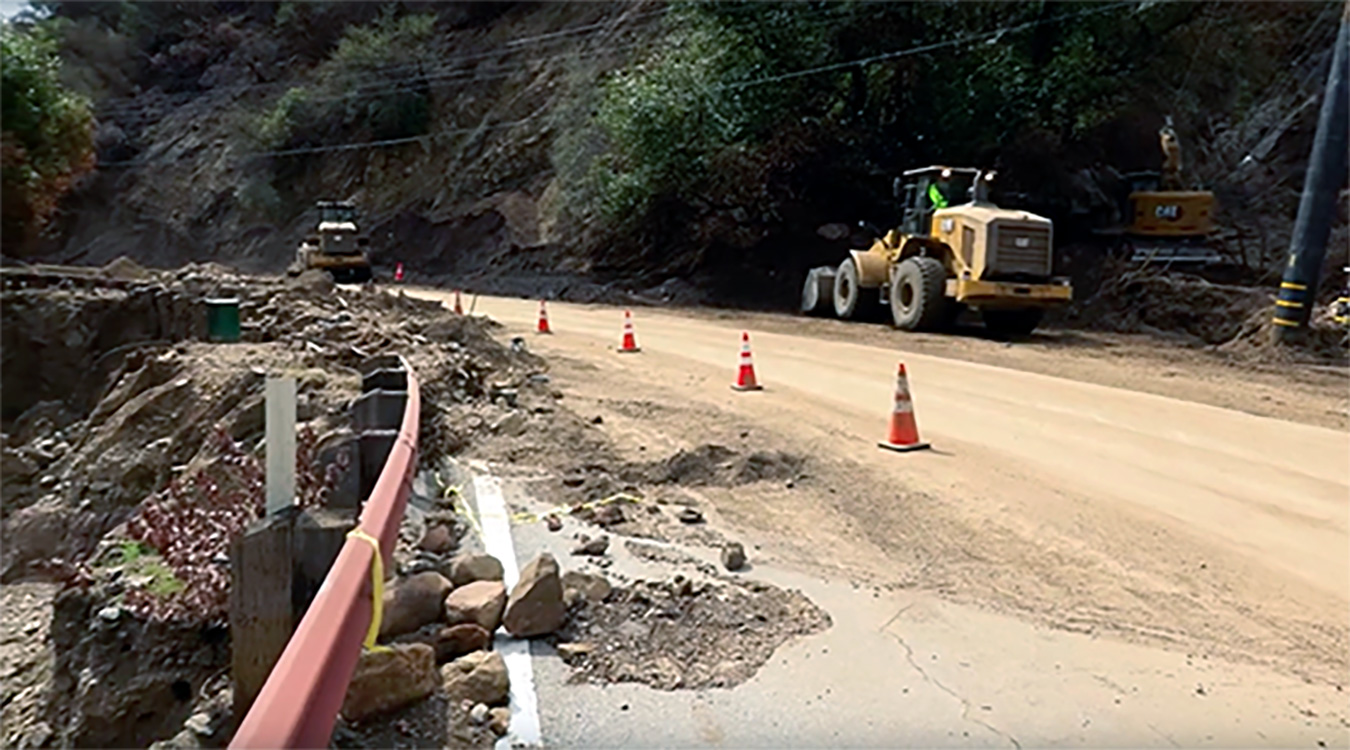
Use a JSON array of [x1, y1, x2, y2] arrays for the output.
[[408, 289, 1349, 689]]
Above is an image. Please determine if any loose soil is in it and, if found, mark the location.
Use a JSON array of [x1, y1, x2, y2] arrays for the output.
[[551, 576, 830, 691]]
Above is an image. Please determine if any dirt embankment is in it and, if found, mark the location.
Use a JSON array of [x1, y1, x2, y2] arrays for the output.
[[0, 259, 543, 748]]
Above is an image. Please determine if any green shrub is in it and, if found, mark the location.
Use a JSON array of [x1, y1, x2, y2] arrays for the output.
[[253, 10, 436, 155], [1, 21, 95, 246]]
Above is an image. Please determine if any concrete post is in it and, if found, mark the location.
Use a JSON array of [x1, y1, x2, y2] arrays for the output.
[[265, 376, 297, 515]]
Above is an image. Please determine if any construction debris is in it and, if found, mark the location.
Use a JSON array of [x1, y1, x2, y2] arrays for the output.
[[553, 576, 829, 690]]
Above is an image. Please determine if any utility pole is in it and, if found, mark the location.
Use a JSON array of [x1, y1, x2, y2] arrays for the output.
[[1273, 2, 1350, 341]]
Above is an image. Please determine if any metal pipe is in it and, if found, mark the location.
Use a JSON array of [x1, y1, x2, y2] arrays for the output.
[[1273, 3, 1350, 338]]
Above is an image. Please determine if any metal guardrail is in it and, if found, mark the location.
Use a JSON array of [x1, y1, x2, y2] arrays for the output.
[[230, 361, 420, 749]]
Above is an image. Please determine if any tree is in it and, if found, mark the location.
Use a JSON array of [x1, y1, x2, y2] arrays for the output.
[[1, 20, 95, 249]]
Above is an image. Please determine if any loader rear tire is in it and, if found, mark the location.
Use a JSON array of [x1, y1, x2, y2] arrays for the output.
[[890, 256, 948, 331], [833, 259, 862, 319]]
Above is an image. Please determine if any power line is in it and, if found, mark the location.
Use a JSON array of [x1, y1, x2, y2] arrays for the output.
[[96, 1, 1142, 169]]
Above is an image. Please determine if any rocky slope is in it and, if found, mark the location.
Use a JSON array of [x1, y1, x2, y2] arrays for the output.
[[14, 1, 1350, 344]]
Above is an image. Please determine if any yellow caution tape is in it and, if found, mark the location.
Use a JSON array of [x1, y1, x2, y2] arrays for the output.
[[434, 471, 481, 538], [345, 527, 391, 653]]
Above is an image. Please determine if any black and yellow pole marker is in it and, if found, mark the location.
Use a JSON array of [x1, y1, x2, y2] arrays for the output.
[[1273, 2, 1349, 341]]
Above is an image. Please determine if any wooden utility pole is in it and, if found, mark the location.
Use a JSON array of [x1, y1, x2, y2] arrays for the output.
[[1272, 3, 1349, 340]]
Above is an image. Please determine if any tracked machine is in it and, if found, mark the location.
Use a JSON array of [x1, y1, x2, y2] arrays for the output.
[[1110, 122, 1221, 264], [802, 167, 1072, 336], [286, 200, 374, 283]]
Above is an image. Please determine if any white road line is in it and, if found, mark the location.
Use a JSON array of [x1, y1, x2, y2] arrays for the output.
[[471, 466, 543, 749]]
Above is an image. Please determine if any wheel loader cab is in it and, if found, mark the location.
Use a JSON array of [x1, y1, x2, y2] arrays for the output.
[[314, 201, 365, 257], [896, 167, 979, 237]]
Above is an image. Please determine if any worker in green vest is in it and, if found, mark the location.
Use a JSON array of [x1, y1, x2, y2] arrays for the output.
[[928, 170, 952, 210]]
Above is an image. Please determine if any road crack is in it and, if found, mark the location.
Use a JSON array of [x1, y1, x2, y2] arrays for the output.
[[882, 609, 1021, 749]]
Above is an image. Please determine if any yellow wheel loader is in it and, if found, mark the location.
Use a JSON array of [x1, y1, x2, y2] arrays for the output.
[[285, 200, 374, 283], [802, 167, 1072, 337]]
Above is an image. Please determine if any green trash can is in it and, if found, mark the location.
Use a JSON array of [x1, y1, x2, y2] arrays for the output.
[[205, 298, 241, 343]]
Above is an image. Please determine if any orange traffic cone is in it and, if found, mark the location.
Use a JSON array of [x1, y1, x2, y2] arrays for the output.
[[394, 262, 404, 282], [618, 310, 640, 353], [537, 300, 552, 334], [453, 290, 464, 315], [731, 331, 762, 391], [879, 363, 930, 452]]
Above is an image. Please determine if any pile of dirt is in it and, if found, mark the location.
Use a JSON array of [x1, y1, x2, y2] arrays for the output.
[[1057, 256, 1348, 365], [551, 576, 830, 690]]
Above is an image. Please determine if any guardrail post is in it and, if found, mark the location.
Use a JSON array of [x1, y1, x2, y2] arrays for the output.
[[229, 507, 298, 723]]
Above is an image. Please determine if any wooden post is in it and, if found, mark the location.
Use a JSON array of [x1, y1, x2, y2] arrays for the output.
[[229, 507, 297, 723], [292, 508, 357, 616]]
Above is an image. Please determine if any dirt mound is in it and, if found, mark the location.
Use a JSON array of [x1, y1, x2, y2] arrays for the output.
[[551, 576, 829, 691], [102, 255, 153, 281], [1219, 305, 1349, 364], [627, 444, 805, 487]]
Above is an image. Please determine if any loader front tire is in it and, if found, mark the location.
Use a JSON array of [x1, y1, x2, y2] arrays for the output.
[[890, 256, 948, 331], [833, 259, 862, 320]]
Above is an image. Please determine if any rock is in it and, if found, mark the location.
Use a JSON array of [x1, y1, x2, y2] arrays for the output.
[[1, 448, 38, 481], [594, 504, 624, 526], [380, 572, 452, 639], [492, 411, 528, 436], [470, 703, 489, 724], [418, 524, 454, 554], [341, 643, 438, 723], [721, 542, 747, 571], [14, 721, 52, 750], [444, 580, 507, 632], [677, 508, 704, 524], [562, 570, 612, 602], [441, 650, 510, 706], [434, 623, 491, 662], [488, 707, 511, 736], [449, 552, 504, 587], [571, 535, 609, 556], [503, 553, 566, 637], [556, 642, 596, 659], [545, 514, 562, 532], [97, 605, 121, 622], [184, 712, 212, 737]]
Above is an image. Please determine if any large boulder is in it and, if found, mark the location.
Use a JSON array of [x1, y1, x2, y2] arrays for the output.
[[502, 553, 565, 638], [341, 643, 437, 723], [449, 553, 504, 587], [441, 650, 509, 706], [444, 580, 506, 632], [379, 572, 452, 639]]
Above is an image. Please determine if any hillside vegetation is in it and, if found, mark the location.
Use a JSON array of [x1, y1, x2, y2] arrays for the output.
[[4, 1, 1345, 314]]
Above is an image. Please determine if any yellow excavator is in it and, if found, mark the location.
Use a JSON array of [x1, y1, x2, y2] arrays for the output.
[[285, 201, 373, 282], [802, 167, 1072, 336], [1116, 120, 1220, 264]]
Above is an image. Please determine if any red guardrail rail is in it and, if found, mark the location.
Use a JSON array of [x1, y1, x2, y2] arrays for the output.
[[230, 362, 420, 749]]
